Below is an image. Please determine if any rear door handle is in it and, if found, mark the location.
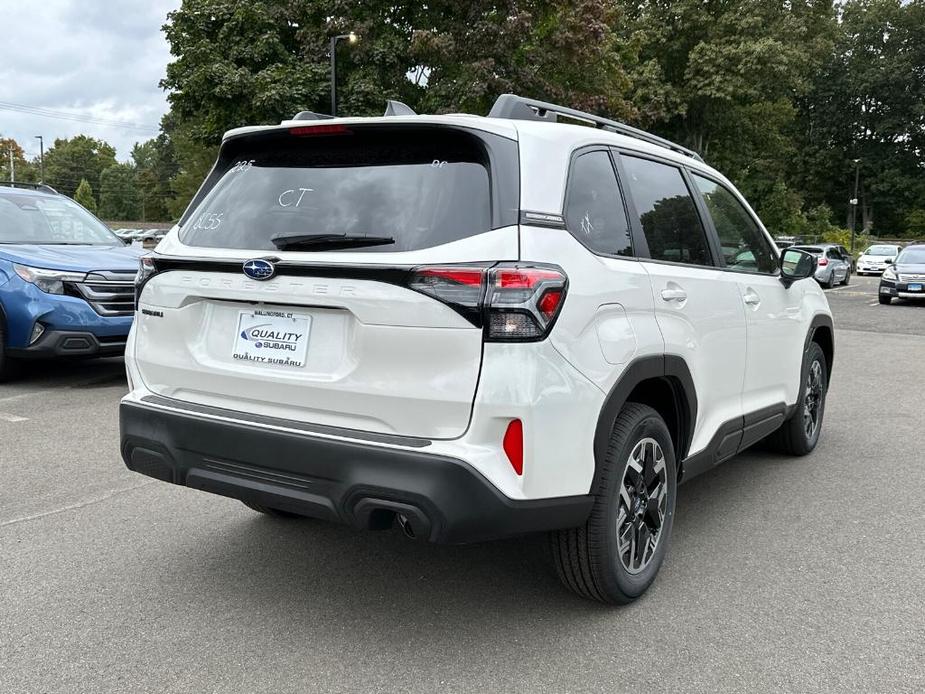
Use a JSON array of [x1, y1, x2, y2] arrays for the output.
[[660, 288, 687, 302], [743, 289, 761, 306]]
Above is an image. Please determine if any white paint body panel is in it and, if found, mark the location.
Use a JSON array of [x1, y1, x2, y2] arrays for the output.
[[125, 113, 833, 504]]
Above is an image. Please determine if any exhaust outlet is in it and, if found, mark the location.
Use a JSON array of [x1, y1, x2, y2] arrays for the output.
[[397, 513, 416, 539]]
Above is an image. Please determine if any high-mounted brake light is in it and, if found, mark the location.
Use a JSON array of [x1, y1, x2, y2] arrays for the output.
[[407, 263, 567, 342], [289, 124, 352, 137]]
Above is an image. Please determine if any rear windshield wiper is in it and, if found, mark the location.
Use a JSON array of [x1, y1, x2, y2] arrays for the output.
[[270, 233, 395, 251]]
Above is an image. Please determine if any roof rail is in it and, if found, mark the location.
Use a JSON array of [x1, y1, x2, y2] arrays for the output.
[[488, 94, 704, 163], [0, 180, 58, 194]]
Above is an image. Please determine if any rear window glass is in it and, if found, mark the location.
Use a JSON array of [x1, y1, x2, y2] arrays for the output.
[[793, 246, 823, 254], [180, 126, 494, 252]]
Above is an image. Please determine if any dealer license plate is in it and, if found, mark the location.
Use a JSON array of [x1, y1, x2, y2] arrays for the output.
[[232, 309, 311, 368]]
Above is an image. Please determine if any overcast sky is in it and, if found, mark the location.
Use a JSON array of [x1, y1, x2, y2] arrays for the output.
[[0, 0, 179, 161]]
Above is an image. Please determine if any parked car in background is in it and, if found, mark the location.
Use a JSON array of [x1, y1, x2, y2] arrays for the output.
[[857, 244, 902, 275], [790, 243, 852, 288], [879, 243, 925, 305], [0, 182, 143, 381]]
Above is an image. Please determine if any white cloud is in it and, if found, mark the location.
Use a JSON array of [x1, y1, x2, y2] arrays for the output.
[[0, 0, 179, 160]]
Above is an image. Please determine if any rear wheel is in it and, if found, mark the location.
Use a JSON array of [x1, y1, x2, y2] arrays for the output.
[[879, 295, 892, 305], [241, 500, 306, 518], [766, 341, 828, 456], [551, 403, 677, 604]]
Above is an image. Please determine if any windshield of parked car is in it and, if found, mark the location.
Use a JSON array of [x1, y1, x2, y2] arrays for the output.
[[864, 245, 899, 256], [897, 247, 925, 264], [0, 191, 120, 245]]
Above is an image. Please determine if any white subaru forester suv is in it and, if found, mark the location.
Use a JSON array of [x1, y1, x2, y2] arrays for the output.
[[122, 95, 833, 603]]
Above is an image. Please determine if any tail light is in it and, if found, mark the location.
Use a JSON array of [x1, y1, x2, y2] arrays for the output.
[[408, 263, 567, 342], [134, 255, 158, 309], [817, 257, 828, 267]]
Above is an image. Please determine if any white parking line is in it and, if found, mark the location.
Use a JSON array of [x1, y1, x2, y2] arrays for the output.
[[0, 411, 29, 422]]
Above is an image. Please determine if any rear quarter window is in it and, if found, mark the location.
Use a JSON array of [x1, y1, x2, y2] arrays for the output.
[[180, 126, 515, 252]]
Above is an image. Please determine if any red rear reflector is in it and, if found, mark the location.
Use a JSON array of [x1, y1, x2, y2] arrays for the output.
[[289, 124, 352, 137], [503, 419, 524, 476]]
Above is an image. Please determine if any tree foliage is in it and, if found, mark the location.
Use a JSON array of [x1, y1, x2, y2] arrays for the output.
[[98, 163, 141, 220], [73, 178, 97, 213], [43, 136, 117, 199]]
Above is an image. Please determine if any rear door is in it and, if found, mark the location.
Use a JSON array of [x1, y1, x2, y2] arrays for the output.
[[617, 153, 747, 457], [134, 123, 520, 439]]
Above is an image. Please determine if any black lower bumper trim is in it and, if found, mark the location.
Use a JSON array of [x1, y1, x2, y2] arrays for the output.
[[8, 329, 126, 358], [120, 401, 593, 544]]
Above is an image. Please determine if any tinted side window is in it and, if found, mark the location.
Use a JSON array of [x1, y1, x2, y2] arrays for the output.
[[691, 174, 778, 274], [622, 156, 712, 266], [563, 151, 633, 256]]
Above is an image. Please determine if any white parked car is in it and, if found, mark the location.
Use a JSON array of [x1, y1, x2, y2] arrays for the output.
[[857, 244, 902, 275], [122, 95, 834, 603]]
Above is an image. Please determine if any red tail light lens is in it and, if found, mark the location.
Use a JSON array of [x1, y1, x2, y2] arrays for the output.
[[503, 419, 524, 475], [486, 265, 567, 341], [817, 257, 828, 266], [407, 263, 567, 342]]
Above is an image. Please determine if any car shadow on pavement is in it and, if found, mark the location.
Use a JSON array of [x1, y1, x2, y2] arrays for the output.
[[5, 356, 126, 388], [138, 445, 800, 632]]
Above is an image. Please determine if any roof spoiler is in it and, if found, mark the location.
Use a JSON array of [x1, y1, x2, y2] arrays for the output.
[[488, 94, 704, 162]]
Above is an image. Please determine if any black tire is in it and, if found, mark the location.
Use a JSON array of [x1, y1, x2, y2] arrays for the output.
[[0, 319, 19, 383], [551, 403, 677, 604], [879, 295, 891, 305], [823, 271, 836, 289], [241, 500, 305, 518], [841, 270, 850, 286], [765, 341, 828, 456]]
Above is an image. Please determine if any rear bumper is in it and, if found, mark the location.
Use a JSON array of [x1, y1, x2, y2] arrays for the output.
[[119, 399, 593, 544]]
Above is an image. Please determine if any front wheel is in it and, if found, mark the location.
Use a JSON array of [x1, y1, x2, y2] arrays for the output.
[[841, 270, 850, 286], [766, 341, 828, 456], [879, 295, 892, 305], [551, 403, 677, 604]]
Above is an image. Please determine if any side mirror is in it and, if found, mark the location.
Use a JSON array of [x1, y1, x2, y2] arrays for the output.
[[780, 248, 817, 287]]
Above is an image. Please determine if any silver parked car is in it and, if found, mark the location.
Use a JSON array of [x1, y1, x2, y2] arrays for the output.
[[791, 244, 852, 288]]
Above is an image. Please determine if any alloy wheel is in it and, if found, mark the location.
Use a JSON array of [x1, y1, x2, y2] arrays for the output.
[[803, 359, 824, 440], [617, 438, 668, 575]]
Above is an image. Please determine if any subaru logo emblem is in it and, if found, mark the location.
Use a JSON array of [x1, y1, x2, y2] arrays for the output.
[[243, 259, 275, 281]]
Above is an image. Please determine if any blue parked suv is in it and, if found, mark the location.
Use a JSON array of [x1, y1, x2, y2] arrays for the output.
[[0, 182, 143, 381]]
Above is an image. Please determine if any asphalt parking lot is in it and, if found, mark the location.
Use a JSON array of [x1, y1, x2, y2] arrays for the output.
[[1, 274, 923, 694]]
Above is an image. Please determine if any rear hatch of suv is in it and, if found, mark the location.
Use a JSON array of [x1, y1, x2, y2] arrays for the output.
[[133, 121, 520, 439]]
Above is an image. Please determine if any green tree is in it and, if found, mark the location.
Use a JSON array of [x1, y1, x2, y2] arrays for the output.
[[43, 135, 117, 198], [131, 135, 180, 221], [794, 0, 925, 234], [73, 178, 97, 213], [98, 163, 140, 220], [0, 138, 37, 183]]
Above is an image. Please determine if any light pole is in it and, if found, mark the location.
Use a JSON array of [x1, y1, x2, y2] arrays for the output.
[[330, 32, 358, 117], [849, 158, 861, 252], [34, 135, 44, 183]]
